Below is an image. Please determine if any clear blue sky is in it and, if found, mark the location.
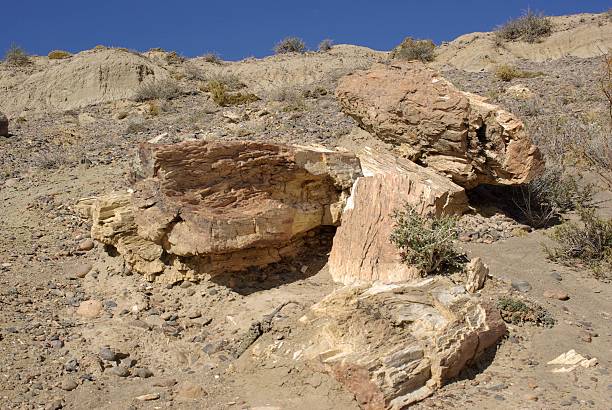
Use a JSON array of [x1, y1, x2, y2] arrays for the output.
[[1, 1, 609, 61]]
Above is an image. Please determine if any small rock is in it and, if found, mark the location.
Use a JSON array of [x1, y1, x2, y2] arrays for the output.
[[65, 263, 93, 279], [99, 346, 118, 362], [59, 378, 78, 391], [134, 367, 154, 378], [76, 300, 103, 318], [465, 257, 488, 293], [524, 393, 539, 402], [64, 358, 79, 372], [176, 381, 207, 399], [77, 239, 94, 252], [109, 366, 130, 377], [187, 310, 202, 319], [161, 312, 173, 321], [120, 357, 137, 368], [153, 377, 177, 387], [45, 399, 63, 410], [49, 339, 64, 349], [0, 112, 8, 137], [136, 393, 160, 401], [511, 280, 531, 293], [550, 271, 562, 281], [543, 289, 570, 301]]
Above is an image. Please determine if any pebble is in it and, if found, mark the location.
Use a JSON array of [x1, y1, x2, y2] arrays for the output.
[[45, 399, 63, 410], [550, 271, 562, 281], [511, 280, 532, 293], [176, 381, 207, 399], [136, 393, 160, 401], [187, 310, 202, 319], [76, 300, 103, 318], [64, 358, 79, 372], [59, 379, 78, 391], [109, 365, 130, 377], [134, 367, 154, 378], [524, 393, 539, 401], [77, 239, 94, 251], [65, 263, 92, 279], [153, 377, 177, 387], [49, 339, 64, 349], [543, 289, 570, 301], [120, 357, 137, 368], [99, 347, 118, 362]]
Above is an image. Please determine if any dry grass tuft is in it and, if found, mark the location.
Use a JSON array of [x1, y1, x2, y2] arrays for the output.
[[48, 50, 72, 60], [390, 37, 436, 62], [495, 9, 552, 43]]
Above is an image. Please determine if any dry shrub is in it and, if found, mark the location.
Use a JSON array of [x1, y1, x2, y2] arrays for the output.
[[274, 37, 306, 54], [495, 64, 543, 81], [204, 81, 259, 107], [165, 51, 185, 65], [495, 9, 552, 43], [601, 54, 612, 124], [200, 71, 244, 91], [48, 50, 72, 60], [4, 44, 31, 66], [497, 297, 554, 327], [133, 78, 181, 101], [390, 205, 464, 276], [126, 120, 147, 134], [513, 167, 594, 228], [201, 53, 222, 64], [546, 208, 612, 279], [390, 37, 435, 62], [318, 39, 334, 52]]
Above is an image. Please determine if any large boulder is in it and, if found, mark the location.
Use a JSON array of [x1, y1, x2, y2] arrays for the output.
[[89, 140, 362, 283], [0, 112, 7, 137], [298, 277, 506, 409], [336, 61, 544, 189], [329, 148, 468, 285]]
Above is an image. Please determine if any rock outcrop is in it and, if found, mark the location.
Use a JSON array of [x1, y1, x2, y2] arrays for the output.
[[328, 148, 468, 285], [0, 112, 7, 137], [336, 61, 544, 189], [298, 277, 507, 409], [89, 140, 362, 283]]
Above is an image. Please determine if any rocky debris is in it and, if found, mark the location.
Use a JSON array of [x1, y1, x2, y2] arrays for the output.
[[547, 350, 598, 373], [329, 148, 468, 285], [88, 140, 361, 283], [465, 257, 488, 293], [0, 112, 8, 137], [76, 300, 103, 318], [336, 61, 544, 189], [458, 211, 529, 243], [298, 277, 506, 409], [543, 289, 570, 301]]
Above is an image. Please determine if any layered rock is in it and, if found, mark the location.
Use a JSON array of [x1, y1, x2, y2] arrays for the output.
[[89, 140, 362, 283], [329, 148, 468, 285], [336, 61, 544, 189], [0, 112, 7, 137], [298, 277, 507, 409]]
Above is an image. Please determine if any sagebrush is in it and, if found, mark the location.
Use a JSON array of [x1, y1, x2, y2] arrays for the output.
[[495, 9, 552, 43], [48, 50, 72, 60], [545, 208, 612, 279], [318, 39, 334, 52], [4, 44, 31, 66], [203, 81, 259, 107], [274, 37, 306, 54], [391, 37, 435, 62], [495, 64, 543, 81], [133, 79, 181, 101], [390, 205, 463, 276]]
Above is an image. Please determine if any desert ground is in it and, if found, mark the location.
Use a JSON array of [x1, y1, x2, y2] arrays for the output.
[[1, 11, 611, 410]]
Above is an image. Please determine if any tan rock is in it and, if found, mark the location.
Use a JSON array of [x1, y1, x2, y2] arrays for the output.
[[76, 300, 103, 319], [543, 289, 570, 301], [176, 381, 207, 399], [505, 84, 535, 99], [299, 277, 507, 409], [77, 239, 94, 251], [0, 112, 8, 137], [90, 140, 361, 283], [336, 61, 544, 189], [65, 262, 93, 279], [465, 257, 488, 293], [329, 147, 468, 285]]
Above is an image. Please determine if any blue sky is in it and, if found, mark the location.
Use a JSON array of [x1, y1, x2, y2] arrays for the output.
[[1, 1, 609, 61]]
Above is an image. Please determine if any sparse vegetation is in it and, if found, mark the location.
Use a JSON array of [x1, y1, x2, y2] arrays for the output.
[[390, 205, 464, 276], [165, 51, 185, 65], [200, 71, 244, 91], [274, 37, 306, 54], [318, 39, 334, 52], [601, 54, 612, 124], [513, 167, 595, 228], [495, 64, 544, 81], [545, 208, 612, 279], [201, 52, 222, 64], [495, 9, 553, 43], [497, 296, 555, 327], [133, 78, 181, 101], [4, 44, 31, 66], [390, 37, 435, 62], [47, 50, 72, 60], [204, 81, 259, 107]]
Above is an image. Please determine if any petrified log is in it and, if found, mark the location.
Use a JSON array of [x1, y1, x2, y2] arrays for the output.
[[90, 140, 362, 283], [336, 61, 544, 189], [299, 277, 507, 409]]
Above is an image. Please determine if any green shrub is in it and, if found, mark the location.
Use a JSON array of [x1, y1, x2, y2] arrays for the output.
[[318, 39, 334, 52], [48, 50, 72, 60], [497, 297, 554, 327], [4, 44, 31, 66], [546, 208, 612, 279], [495, 64, 543, 81], [495, 10, 552, 43], [274, 37, 306, 54], [390, 37, 436, 62], [390, 205, 464, 276], [133, 78, 181, 101]]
